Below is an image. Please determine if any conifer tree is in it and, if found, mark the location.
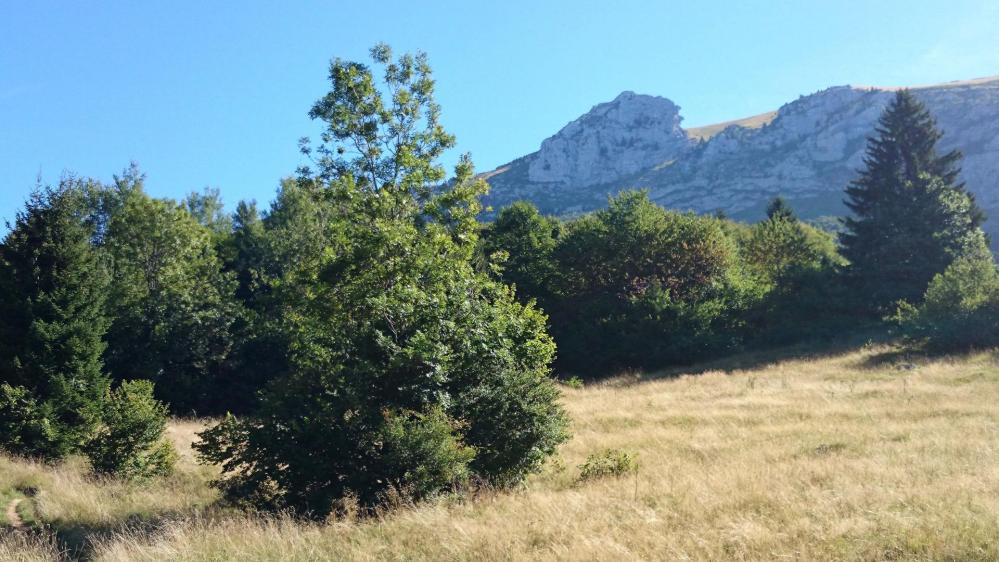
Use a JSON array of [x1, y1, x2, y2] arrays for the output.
[[840, 89, 987, 308], [0, 181, 111, 458], [766, 196, 795, 221]]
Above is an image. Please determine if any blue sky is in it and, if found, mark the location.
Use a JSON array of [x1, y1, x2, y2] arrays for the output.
[[3, 0, 998, 224]]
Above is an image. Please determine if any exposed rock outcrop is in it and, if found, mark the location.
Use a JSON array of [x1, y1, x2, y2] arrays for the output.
[[482, 77, 999, 237]]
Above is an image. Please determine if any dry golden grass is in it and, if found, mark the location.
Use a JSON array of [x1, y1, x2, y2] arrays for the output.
[[686, 110, 778, 141], [0, 418, 218, 559], [5, 343, 999, 560]]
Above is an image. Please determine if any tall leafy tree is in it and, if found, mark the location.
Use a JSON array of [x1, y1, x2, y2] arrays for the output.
[[196, 45, 568, 515], [103, 174, 241, 415], [0, 181, 111, 458], [548, 191, 745, 374], [840, 89, 987, 308], [481, 201, 561, 308], [222, 180, 338, 412], [184, 187, 233, 236], [744, 206, 840, 289]]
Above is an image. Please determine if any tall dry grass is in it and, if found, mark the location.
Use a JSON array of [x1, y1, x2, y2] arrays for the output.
[[4, 344, 999, 560], [0, 419, 217, 558]]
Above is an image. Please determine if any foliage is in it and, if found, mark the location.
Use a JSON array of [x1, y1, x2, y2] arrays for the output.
[[481, 201, 561, 306], [485, 194, 860, 374], [84, 380, 176, 479], [195, 45, 569, 516], [742, 214, 834, 287], [739, 208, 854, 343], [0, 384, 62, 459], [840, 90, 986, 309], [184, 187, 233, 237], [766, 196, 795, 221], [896, 249, 999, 350], [546, 191, 747, 375], [377, 408, 476, 502], [102, 175, 242, 415], [0, 181, 111, 459], [578, 449, 637, 482]]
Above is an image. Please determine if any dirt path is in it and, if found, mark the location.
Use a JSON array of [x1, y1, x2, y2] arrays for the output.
[[5, 498, 23, 529]]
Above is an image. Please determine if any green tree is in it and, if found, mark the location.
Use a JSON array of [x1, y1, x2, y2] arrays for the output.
[[196, 45, 569, 515], [740, 212, 849, 344], [184, 187, 233, 236], [896, 247, 999, 350], [840, 90, 986, 308], [743, 213, 840, 289], [84, 379, 177, 478], [481, 201, 561, 307], [548, 191, 746, 374], [103, 178, 241, 415], [222, 179, 345, 412], [765, 196, 795, 221], [0, 181, 111, 459]]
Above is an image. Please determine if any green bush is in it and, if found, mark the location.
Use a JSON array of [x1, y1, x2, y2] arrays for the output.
[[547, 191, 745, 375], [84, 380, 176, 479], [0, 385, 63, 460], [378, 408, 476, 502], [578, 449, 638, 482], [738, 211, 853, 345], [896, 251, 999, 350]]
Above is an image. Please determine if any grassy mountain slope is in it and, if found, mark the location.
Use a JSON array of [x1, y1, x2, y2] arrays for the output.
[[686, 110, 778, 141]]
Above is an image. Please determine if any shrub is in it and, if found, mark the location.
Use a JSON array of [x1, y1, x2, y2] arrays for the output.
[[578, 449, 638, 482], [896, 251, 999, 350], [738, 211, 853, 344], [0, 385, 62, 460], [84, 380, 176, 479], [378, 408, 476, 502], [549, 191, 744, 375]]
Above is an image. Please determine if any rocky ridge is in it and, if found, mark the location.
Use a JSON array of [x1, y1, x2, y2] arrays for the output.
[[482, 77, 999, 236]]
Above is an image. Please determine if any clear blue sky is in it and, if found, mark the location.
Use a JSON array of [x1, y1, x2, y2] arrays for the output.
[[3, 0, 998, 224]]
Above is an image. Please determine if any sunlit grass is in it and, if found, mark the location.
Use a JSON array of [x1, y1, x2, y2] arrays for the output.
[[4, 343, 999, 560]]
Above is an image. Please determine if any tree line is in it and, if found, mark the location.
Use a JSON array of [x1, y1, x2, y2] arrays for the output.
[[1, 45, 994, 515]]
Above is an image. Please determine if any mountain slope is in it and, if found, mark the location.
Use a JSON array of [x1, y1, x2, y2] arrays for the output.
[[482, 77, 999, 235]]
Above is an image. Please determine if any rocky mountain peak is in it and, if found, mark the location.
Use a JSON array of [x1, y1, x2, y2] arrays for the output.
[[483, 76, 999, 242], [526, 92, 692, 186]]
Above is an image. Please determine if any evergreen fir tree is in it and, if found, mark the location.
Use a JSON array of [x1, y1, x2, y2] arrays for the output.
[[840, 89, 986, 308], [766, 197, 796, 221], [0, 181, 111, 458]]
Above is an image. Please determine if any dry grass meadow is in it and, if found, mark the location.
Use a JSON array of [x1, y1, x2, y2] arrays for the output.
[[3, 341, 999, 561]]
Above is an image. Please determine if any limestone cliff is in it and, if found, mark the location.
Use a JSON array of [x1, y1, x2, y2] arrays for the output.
[[482, 77, 999, 237]]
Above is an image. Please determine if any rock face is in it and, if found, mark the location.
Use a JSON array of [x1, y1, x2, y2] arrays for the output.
[[482, 77, 999, 237], [527, 92, 692, 186]]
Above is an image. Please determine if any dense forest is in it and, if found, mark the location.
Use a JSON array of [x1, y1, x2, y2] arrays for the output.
[[2, 45, 996, 517]]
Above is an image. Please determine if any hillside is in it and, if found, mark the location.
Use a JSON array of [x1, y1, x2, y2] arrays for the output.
[[4, 341, 999, 561], [686, 110, 778, 141], [482, 76, 999, 238]]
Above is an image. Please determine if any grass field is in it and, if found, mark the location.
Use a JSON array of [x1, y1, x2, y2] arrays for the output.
[[3, 341, 999, 561]]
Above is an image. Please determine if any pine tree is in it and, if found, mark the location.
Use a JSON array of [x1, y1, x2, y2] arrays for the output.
[[840, 89, 987, 309], [766, 197, 795, 221], [0, 181, 111, 458]]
